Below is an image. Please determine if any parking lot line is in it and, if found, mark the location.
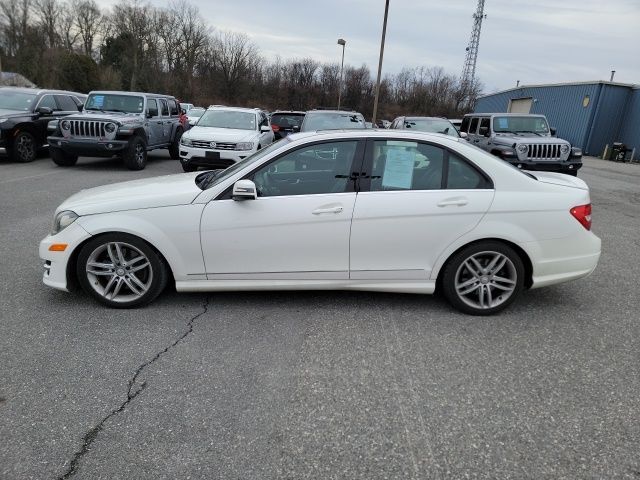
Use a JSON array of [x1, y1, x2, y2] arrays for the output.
[[0, 170, 66, 184]]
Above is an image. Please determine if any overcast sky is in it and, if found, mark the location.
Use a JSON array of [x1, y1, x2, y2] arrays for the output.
[[116, 0, 640, 93]]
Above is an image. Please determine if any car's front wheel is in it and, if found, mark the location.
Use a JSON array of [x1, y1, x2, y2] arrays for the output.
[[76, 233, 168, 308], [441, 241, 525, 315], [50, 148, 78, 167], [10, 131, 37, 162]]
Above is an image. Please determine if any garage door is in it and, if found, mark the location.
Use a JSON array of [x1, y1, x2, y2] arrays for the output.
[[508, 98, 532, 113]]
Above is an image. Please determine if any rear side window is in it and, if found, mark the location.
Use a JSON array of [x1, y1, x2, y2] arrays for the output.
[[447, 153, 492, 189], [479, 117, 490, 131], [160, 99, 169, 116], [170, 100, 179, 116]]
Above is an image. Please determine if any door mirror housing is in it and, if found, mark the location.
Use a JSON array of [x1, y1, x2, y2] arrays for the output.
[[550, 127, 557, 136], [232, 179, 257, 200], [292, 125, 300, 132], [36, 106, 54, 115], [260, 125, 271, 133], [77, 103, 84, 112], [460, 131, 468, 139]]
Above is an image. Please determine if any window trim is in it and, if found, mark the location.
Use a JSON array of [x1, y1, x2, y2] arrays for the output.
[[360, 137, 494, 193]]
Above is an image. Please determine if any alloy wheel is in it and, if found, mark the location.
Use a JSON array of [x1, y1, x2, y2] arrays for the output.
[[454, 251, 517, 310]]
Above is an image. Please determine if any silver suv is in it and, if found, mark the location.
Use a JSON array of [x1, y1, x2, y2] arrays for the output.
[[48, 91, 183, 170], [461, 113, 582, 176]]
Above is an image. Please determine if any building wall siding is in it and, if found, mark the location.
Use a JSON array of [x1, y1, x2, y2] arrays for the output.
[[618, 88, 640, 155], [586, 85, 630, 156]]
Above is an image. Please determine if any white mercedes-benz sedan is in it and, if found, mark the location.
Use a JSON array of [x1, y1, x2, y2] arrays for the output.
[[39, 130, 601, 315]]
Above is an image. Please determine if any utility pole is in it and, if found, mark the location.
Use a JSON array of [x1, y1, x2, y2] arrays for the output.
[[372, 0, 390, 125]]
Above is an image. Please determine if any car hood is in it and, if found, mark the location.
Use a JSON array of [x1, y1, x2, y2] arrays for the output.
[[184, 126, 258, 143], [0, 108, 30, 119], [57, 173, 203, 216], [531, 171, 588, 190], [494, 133, 569, 144]]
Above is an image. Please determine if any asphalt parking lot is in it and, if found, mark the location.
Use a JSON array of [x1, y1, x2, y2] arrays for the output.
[[1, 152, 639, 479]]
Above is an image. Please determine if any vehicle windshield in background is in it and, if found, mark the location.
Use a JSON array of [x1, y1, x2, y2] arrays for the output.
[[493, 116, 550, 134], [85, 94, 144, 113], [188, 108, 205, 118], [271, 113, 305, 128], [403, 118, 459, 137], [0, 92, 37, 111], [303, 113, 365, 131], [197, 110, 256, 130]]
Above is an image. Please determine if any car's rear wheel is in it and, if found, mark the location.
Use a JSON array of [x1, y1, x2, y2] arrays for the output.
[[11, 131, 37, 162], [50, 148, 78, 166], [441, 241, 524, 315], [76, 233, 168, 308], [123, 135, 147, 170]]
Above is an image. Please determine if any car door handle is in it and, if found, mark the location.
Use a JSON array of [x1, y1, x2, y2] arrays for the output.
[[437, 198, 468, 207], [312, 206, 343, 215]]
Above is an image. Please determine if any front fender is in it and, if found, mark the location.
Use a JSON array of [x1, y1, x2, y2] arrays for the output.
[[76, 204, 206, 281]]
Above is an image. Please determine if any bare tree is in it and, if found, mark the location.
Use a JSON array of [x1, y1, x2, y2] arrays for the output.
[[33, 0, 61, 48], [73, 0, 103, 57], [212, 31, 259, 101]]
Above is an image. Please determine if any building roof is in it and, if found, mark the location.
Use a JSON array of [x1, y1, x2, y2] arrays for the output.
[[0, 72, 37, 88], [479, 80, 640, 99]]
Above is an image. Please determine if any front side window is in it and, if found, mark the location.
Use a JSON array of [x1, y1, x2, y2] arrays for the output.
[[38, 95, 58, 111], [369, 140, 491, 192], [85, 94, 144, 113], [147, 99, 159, 117], [197, 110, 257, 130], [55, 95, 78, 112], [250, 140, 359, 197]]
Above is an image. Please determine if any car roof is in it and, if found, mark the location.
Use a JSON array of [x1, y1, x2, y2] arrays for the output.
[[206, 106, 260, 113], [88, 90, 176, 98], [403, 116, 453, 121], [464, 113, 546, 117], [286, 129, 466, 144], [306, 109, 362, 115], [0, 86, 85, 96], [271, 110, 306, 115]]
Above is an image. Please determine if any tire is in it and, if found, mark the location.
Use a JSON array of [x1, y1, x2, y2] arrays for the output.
[[169, 128, 183, 160], [76, 233, 169, 308], [567, 170, 578, 177], [182, 162, 197, 172], [441, 241, 525, 315], [123, 135, 147, 170], [50, 148, 78, 167], [10, 131, 37, 163]]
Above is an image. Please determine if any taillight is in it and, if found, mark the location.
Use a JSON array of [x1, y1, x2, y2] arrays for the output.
[[271, 124, 280, 132], [570, 204, 592, 230]]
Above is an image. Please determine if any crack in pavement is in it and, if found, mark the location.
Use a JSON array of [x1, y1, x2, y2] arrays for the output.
[[57, 296, 210, 480]]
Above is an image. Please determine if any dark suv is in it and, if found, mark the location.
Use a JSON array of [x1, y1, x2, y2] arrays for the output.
[[389, 116, 461, 138], [300, 110, 366, 132], [269, 111, 306, 140], [0, 87, 84, 162]]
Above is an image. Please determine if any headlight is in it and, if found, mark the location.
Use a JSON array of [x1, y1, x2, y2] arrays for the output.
[[236, 142, 254, 151], [181, 136, 193, 146], [560, 144, 570, 154], [104, 123, 116, 133], [516, 144, 529, 154], [61, 120, 70, 130], [52, 210, 78, 235]]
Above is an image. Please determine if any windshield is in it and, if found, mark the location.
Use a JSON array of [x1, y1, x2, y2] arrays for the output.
[[302, 112, 365, 131], [493, 116, 549, 134], [85, 93, 144, 113], [198, 139, 290, 190], [197, 110, 257, 130], [271, 113, 305, 128], [0, 91, 37, 111], [404, 118, 459, 137], [188, 109, 205, 117]]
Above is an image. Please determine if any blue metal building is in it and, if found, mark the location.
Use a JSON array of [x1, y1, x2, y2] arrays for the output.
[[474, 81, 640, 157]]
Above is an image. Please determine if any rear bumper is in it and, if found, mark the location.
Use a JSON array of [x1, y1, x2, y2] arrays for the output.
[[48, 136, 129, 156]]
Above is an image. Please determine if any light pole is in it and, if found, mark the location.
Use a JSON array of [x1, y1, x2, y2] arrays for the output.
[[337, 38, 346, 110], [372, 0, 390, 125]]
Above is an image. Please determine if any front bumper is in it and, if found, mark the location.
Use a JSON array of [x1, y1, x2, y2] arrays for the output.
[[39, 221, 92, 291], [504, 157, 583, 173], [48, 136, 129, 157], [179, 144, 253, 168]]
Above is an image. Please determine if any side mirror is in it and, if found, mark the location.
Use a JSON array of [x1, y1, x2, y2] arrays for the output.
[[260, 125, 271, 133], [550, 127, 557, 136], [292, 125, 300, 132], [77, 103, 84, 112], [232, 179, 257, 201], [181, 109, 187, 114], [36, 106, 54, 115], [460, 132, 468, 139]]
